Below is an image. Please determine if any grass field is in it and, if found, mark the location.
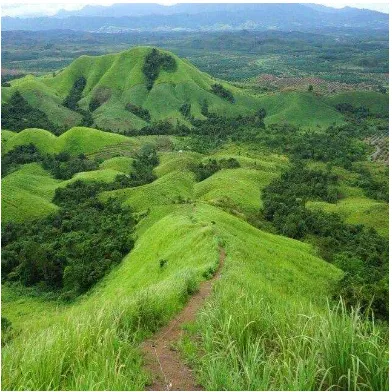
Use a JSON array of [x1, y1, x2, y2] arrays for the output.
[[325, 91, 389, 117], [2, 127, 130, 155], [306, 161, 389, 237]]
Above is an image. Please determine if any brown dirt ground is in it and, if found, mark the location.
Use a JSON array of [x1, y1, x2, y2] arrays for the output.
[[141, 247, 226, 391]]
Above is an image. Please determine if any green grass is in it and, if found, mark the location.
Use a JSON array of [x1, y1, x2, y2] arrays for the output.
[[258, 91, 345, 127], [154, 151, 202, 177], [177, 204, 387, 391], [2, 127, 130, 155], [325, 91, 389, 117], [101, 170, 195, 211], [305, 161, 388, 237], [2, 196, 388, 390], [307, 197, 388, 237], [1, 162, 128, 223], [195, 167, 277, 213], [2, 132, 388, 390], [1, 163, 60, 223], [1, 203, 220, 390], [99, 156, 135, 174], [1, 129, 17, 144]]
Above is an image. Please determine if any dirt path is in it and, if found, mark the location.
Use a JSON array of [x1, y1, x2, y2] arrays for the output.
[[141, 247, 226, 391]]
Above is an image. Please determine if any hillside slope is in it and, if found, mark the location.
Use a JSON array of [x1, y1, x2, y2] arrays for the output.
[[1, 47, 363, 133], [2, 47, 263, 132]]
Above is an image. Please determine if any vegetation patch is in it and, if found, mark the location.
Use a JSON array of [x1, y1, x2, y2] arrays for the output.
[[88, 87, 112, 112], [2, 180, 136, 299], [262, 163, 388, 320], [125, 103, 151, 122], [211, 83, 235, 103], [190, 158, 240, 182], [1, 91, 60, 133], [142, 48, 177, 91]]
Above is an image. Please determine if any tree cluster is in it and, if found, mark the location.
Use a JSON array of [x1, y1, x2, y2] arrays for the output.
[[142, 48, 177, 91], [1, 91, 60, 133], [211, 83, 235, 103], [262, 163, 388, 320], [125, 103, 151, 122], [2, 181, 136, 299], [190, 157, 240, 181], [2, 144, 99, 180], [63, 76, 94, 127]]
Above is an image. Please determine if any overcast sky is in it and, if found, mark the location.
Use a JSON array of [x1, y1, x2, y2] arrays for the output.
[[1, 1, 389, 18]]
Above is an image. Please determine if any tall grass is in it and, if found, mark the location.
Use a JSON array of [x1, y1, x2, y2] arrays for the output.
[[1, 269, 202, 391], [192, 289, 388, 391]]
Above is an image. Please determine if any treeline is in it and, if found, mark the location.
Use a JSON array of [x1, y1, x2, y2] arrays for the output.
[[211, 83, 235, 103], [142, 48, 177, 90], [1, 144, 160, 299], [2, 182, 136, 299], [125, 103, 151, 122], [63, 76, 93, 127], [354, 166, 389, 202], [262, 163, 388, 320]]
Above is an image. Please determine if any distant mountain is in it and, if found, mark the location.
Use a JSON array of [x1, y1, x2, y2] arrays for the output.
[[2, 3, 388, 32]]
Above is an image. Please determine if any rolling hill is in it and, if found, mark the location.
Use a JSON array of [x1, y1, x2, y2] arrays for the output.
[[2, 46, 374, 133], [2, 47, 264, 133]]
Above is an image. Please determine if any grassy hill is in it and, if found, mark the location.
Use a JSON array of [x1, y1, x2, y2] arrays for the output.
[[2, 127, 131, 155], [4, 47, 383, 133], [259, 91, 345, 127], [2, 201, 347, 390], [2, 47, 264, 132], [1, 125, 388, 390]]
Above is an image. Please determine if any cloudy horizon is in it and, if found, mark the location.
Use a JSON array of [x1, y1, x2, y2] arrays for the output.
[[1, 1, 389, 18]]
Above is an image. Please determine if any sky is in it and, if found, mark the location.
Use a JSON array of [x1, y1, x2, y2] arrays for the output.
[[1, 1, 389, 18]]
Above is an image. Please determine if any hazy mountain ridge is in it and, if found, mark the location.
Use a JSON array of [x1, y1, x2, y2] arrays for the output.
[[2, 3, 388, 32]]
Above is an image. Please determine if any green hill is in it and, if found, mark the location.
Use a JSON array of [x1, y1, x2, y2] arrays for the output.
[[2, 202, 344, 390], [2, 127, 131, 155], [2, 47, 264, 133], [3, 47, 375, 133]]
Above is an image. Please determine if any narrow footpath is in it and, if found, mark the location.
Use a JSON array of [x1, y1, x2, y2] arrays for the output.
[[141, 247, 226, 391]]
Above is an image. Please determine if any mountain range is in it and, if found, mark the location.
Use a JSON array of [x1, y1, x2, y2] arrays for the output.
[[2, 3, 388, 32]]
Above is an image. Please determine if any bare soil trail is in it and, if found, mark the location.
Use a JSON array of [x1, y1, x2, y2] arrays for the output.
[[141, 247, 226, 391]]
